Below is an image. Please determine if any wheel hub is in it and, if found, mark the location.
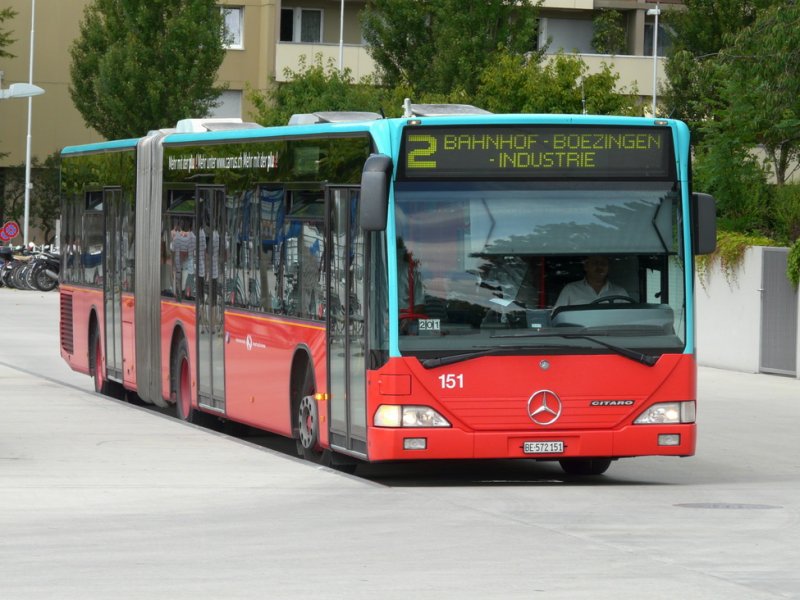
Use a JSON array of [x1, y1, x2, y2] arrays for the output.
[[298, 396, 316, 449]]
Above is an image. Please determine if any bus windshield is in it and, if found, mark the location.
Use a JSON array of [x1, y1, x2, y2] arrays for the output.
[[394, 181, 686, 358]]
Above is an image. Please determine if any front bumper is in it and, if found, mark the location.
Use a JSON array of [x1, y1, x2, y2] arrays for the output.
[[367, 423, 696, 461]]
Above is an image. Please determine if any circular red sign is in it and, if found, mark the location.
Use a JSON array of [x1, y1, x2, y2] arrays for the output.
[[2, 221, 20, 239]]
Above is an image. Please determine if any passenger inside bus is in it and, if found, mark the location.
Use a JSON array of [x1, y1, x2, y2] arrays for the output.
[[554, 255, 629, 307], [172, 218, 196, 300]]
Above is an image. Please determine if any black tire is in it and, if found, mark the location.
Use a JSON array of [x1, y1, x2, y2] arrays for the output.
[[559, 458, 613, 476], [173, 337, 199, 423], [10, 263, 25, 289], [91, 327, 112, 395], [23, 263, 37, 290], [297, 393, 324, 462], [294, 365, 329, 464], [293, 363, 360, 472], [33, 264, 57, 291]]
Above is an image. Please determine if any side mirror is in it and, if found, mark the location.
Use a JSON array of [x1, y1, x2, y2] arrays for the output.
[[692, 192, 716, 255], [360, 154, 392, 231]]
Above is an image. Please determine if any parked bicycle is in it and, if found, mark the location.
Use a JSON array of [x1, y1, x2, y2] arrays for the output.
[[0, 245, 60, 291]]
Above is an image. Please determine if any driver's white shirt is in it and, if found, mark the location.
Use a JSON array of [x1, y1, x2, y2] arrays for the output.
[[554, 279, 628, 307]]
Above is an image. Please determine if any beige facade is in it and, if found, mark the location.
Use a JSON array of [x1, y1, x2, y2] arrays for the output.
[[1, 0, 673, 170]]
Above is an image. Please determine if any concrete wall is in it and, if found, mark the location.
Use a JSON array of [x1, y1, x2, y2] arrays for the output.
[[695, 246, 800, 377], [695, 246, 764, 373]]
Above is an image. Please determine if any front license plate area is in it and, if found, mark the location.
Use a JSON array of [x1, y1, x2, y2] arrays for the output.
[[523, 441, 564, 455]]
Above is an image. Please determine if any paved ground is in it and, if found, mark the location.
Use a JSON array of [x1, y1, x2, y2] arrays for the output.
[[1, 287, 799, 599]]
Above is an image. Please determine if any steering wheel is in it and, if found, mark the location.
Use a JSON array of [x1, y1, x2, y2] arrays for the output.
[[590, 295, 637, 304]]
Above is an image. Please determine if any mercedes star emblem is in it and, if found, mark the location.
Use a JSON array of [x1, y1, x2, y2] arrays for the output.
[[527, 389, 563, 426]]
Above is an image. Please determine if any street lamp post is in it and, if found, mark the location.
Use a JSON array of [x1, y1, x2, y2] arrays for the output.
[[0, 79, 44, 241], [0, 2, 43, 249], [338, 0, 345, 73], [23, 0, 37, 247], [647, 5, 661, 117]]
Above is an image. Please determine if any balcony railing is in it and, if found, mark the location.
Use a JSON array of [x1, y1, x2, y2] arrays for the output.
[[573, 53, 665, 98], [275, 43, 663, 98], [275, 43, 376, 82]]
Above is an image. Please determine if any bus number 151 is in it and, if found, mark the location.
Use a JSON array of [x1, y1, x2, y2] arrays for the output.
[[438, 373, 464, 389]]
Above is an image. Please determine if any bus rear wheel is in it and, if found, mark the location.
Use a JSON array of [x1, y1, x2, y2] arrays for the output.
[[91, 328, 111, 395], [173, 338, 198, 424], [558, 458, 612, 476]]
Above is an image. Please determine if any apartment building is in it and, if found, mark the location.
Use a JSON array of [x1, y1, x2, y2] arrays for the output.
[[0, 0, 674, 173]]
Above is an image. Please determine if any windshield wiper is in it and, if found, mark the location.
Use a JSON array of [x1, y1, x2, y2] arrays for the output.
[[419, 345, 568, 369], [490, 331, 659, 367], [420, 346, 541, 369]]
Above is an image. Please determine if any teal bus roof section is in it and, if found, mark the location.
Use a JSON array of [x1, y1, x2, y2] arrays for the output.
[[61, 138, 140, 156], [163, 120, 383, 146], [60, 114, 680, 156]]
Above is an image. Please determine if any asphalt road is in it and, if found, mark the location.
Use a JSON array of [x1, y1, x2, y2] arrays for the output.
[[1, 286, 799, 599]]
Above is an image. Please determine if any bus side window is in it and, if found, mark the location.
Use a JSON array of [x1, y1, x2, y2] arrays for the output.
[[83, 192, 104, 287], [280, 221, 324, 320], [226, 191, 247, 309], [258, 186, 284, 314]]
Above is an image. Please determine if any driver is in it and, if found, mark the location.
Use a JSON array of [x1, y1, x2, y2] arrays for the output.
[[554, 255, 628, 307]]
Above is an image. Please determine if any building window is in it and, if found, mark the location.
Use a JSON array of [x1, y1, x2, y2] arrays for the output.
[[221, 6, 244, 49], [209, 90, 243, 119], [644, 22, 672, 57], [539, 17, 594, 54], [280, 7, 323, 43]]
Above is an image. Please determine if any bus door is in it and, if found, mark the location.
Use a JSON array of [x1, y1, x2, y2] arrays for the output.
[[196, 186, 226, 412], [326, 186, 367, 457], [103, 187, 124, 382]]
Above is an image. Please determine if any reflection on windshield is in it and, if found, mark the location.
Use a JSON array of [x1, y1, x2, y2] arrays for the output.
[[395, 182, 686, 356]]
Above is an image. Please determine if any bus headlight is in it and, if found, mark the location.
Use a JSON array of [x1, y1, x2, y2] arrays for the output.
[[634, 401, 696, 424], [374, 405, 451, 428]]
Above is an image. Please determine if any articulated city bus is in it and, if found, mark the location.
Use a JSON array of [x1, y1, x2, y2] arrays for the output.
[[59, 104, 716, 475]]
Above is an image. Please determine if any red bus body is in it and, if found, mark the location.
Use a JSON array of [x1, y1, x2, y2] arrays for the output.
[[61, 282, 695, 462]]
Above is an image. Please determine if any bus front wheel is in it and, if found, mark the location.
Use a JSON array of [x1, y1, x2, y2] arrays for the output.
[[295, 365, 328, 464], [297, 393, 325, 462]]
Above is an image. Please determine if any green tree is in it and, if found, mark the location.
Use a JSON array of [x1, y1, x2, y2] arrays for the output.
[[689, 2, 800, 243], [251, 55, 388, 127], [0, 6, 16, 58], [662, 0, 777, 137], [361, 0, 541, 98], [476, 51, 639, 116], [693, 133, 774, 234], [69, 0, 226, 139], [2, 154, 61, 244], [592, 9, 627, 55], [717, 3, 800, 186], [1, 6, 17, 165], [32, 154, 62, 244]]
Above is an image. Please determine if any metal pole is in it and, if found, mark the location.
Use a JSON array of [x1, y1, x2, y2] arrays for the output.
[[338, 0, 345, 73], [23, 0, 36, 246], [651, 5, 660, 116]]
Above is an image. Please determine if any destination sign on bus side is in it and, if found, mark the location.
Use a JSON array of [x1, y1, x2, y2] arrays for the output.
[[401, 126, 673, 179]]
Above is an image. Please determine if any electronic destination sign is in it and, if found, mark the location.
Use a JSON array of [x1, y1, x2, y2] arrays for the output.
[[400, 125, 674, 180]]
